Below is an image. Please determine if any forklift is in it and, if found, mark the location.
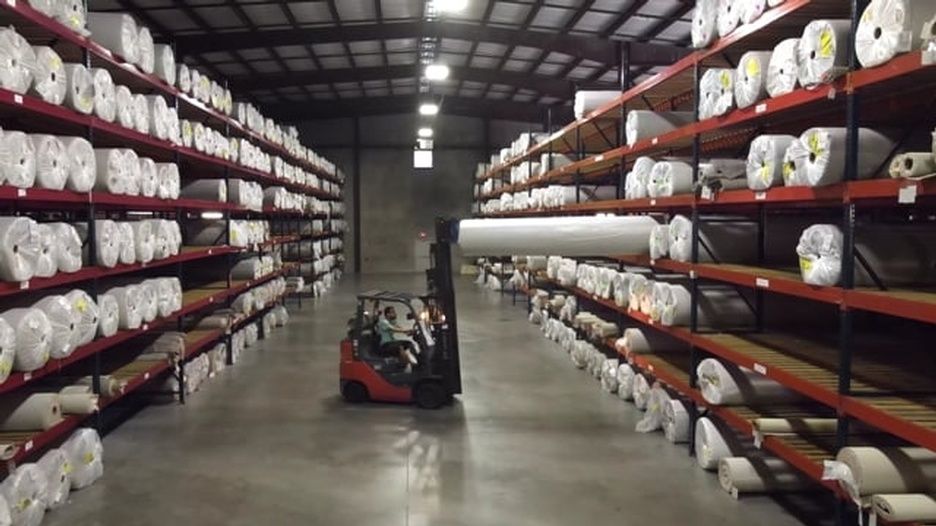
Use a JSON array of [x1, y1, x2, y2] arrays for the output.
[[339, 219, 462, 409]]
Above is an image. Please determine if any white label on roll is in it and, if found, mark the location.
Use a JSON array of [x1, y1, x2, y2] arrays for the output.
[[755, 278, 769, 289], [700, 187, 713, 200], [898, 184, 918, 204], [208, 249, 213, 255], [754, 192, 767, 201], [753, 363, 767, 375], [755, 103, 767, 114], [24, 440, 32, 452], [13, 94, 22, 105], [142, 324, 149, 331], [23, 372, 31, 381], [651, 137, 659, 145], [649, 199, 657, 206], [19, 281, 28, 290], [144, 372, 150, 380], [647, 364, 655, 373], [16, 189, 26, 198], [595, 155, 604, 162]]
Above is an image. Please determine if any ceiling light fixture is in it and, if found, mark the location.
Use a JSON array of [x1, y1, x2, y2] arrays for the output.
[[424, 63, 450, 81], [435, 0, 468, 13], [419, 103, 440, 116], [418, 127, 434, 138]]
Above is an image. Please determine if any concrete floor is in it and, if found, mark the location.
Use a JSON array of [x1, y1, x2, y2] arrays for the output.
[[43, 274, 815, 526]]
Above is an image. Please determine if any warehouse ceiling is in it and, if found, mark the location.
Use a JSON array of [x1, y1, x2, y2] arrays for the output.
[[92, 0, 694, 121]]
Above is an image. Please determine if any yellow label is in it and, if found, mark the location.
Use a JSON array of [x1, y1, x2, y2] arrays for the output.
[[760, 164, 771, 184], [799, 257, 813, 273], [746, 58, 760, 79], [51, 56, 62, 69], [0, 361, 10, 376], [75, 298, 88, 312], [63, 461, 73, 475], [807, 132, 822, 156], [83, 452, 95, 464], [719, 71, 731, 89], [16, 498, 29, 512], [819, 28, 834, 58], [783, 162, 795, 183]]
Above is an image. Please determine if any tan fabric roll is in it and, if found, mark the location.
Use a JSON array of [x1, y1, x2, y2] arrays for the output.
[[0, 393, 62, 431]]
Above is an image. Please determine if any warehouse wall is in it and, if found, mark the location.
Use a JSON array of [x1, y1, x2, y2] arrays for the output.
[[298, 115, 535, 274]]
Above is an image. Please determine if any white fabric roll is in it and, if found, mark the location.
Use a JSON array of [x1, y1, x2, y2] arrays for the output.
[[700, 68, 735, 120], [56, 136, 95, 192], [136, 26, 154, 74], [77, 220, 120, 268], [0, 131, 37, 189], [636, 385, 671, 433], [697, 358, 801, 405], [131, 93, 148, 134], [832, 447, 936, 501], [797, 20, 852, 87], [61, 428, 103, 490], [692, 0, 719, 48], [87, 12, 139, 63], [796, 224, 842, 286], [573, 90, 620, 119], [153, 44, 176, 86], [96, 293, 119, 338], [52, 0, 87, 33], [0, 217, 41, 282], [0, 28, 36, 95], [0, 463, 47, 526], [32, 224, 57, 279], [717, 0, 741, 37], [719, 457, 810, 494], [618, 327, 681, 356], [106, 285, 142, 330], [29, 135, 69, 190], [785, 127, 895, 187], [177, 63, 191, 94], [616, 364, 635, 401], [137, 280, 157, 322], [37, 448, 70, 509], [649, 224, 670, 260], [93, 148, 128, 195], [0, 318, 14, 385], [33, 295, 80, 359], [632, 373, 651, 410], [662, 398, 689, 443], [651, 282, 695, 326], [181, 180, 227, 202], [700, 159, 748, 191], [129, 221, 154, 264], [624, 157, 656, 199], [872, 494, 936, 522], [145, 95, 170, 140], [767, 38, 800, 98], [458, 216, 658, 257], [856, 0, 936, 69], [146, 278, 177, 318], [29, 46, 67, 105], [91, 68, 116, 123], [667, 214, 759, 264], [155, 163, 180, 199], [116, 222, 135, 265], [695, 416, 735, 471], [740, 0, 768, 23], [139, 157, 157, 198], [1, 309, 51, 372], [28, 0, 55, 17], [122, 149, 141, 196], [626, 111, 693, 147], [889, 152, 936, 179], [114, 84, 134, 129], [746, 134, 796, 190], [734, 51, 772, 109], [647, 161, 693, 197], [49, 223, 82, 273], [64, 289, 98, 347], [63, 63, 94, 115]]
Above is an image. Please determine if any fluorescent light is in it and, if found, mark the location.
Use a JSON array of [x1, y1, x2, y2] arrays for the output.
[[419, 103, 440, 116], [424, 63, 450, 81], [201, 211, 224, 220], [435, 0, 468, 13], [418, 127, 434, 138]]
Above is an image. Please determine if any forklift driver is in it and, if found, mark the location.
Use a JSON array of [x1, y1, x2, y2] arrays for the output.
[[378, 306, 419, 371]]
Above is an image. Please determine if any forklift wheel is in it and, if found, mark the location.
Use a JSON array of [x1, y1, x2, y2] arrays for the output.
[[341, 381, 370, 404], [413, 381, 449, 410]]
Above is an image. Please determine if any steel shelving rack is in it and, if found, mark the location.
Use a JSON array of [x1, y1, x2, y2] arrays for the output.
[[0, 0, 345, 472], [474, 1, 936, 523]]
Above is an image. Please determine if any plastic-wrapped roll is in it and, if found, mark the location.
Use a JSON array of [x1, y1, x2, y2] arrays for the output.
[[573, 90, 620, 119], [177, 63, 191, 94], [166, 110, 181, 146], [1, 308, 51, 372], [734, 51, 772, 109], [797, 20, 851, 87], [114, 84, 134, 128], [663, 398, 689, 443], [146, 278, 176, 318], [29, 46, 67, 105], [739, 0, 768, 23], [137, 280, 158, 322], [697, 358, 801, 405], [52, 0, 87, 32], [872, 494, 936, 523], [155, 163, 180, 199], [231, 257, 262, 280], [458, 216, 658, 257], [719, 457, 810, 494], [785, 127, 895, 187], [766, 38, 800, 98], [649, 224, 669, 260], [0, 463, 47, 526], [856, 0, 936, 69], [61, 428, 103, 490], [616, 364, 635, 401], [122, 149, 140, 196], [632, 373, 651, 410], [138, 157, 157, 198], [49, 223, 82, 273], [53, 136, 95, 192], [64, 289, 98, 347], [180, 120, 193, 148], [33, 295, 80, 359], [29, 134, 69, 190], [131, 93, 148, 134], [746, 134, 796, 190], [692, 0, 718, 48], [0, 217, 41, 282], [93, 148, 128, 195], [889, 152, 936, 179], [145, 95, 170, 140], [699, 159, 747, 191], [32, 224, 57, 279], [796, 224, 842, 286], [28, 0, 55, 16], [667, 214, 758, 263], [0, 131, 37, 189], [651, 282, 693, 326], [636, 385, 671, 432], [136, 26, 154, 74], [699, 68, 735, 119], [106, 285, 142, 330], [37, 448, 70, 509], [717, 0, 741, 37], [153, 44, 175, 86], [116, 222, 135, 265], [165, 276, 182, 312], [129, 221, 154, 264], [63, 62, 94, 115], [87, 12, 138, 63], [91, 68, 116, 123], [74, 219, 120, 268], [181, 179, 228, 202], [150, 219, 176, 259], [96, 293, 119, 338], [0, 318, 14, 384], [696, 416, 736, 470], [647, 161, 693, 197], [625, 111, 693, 147], [0, 28, 36, 95]]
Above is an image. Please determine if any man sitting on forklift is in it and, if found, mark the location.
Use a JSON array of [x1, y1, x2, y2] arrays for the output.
[[377, 306, 419, 371]]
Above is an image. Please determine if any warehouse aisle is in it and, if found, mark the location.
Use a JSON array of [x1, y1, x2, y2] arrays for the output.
[[44, 275, 810, 526]]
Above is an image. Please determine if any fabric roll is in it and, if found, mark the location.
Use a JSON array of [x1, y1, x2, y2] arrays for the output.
[[61, 428, 103, 490], [64, 289, 98, 347], [129, 221, 154, 264], [700, 68, 736, 119], [796, 224, 843, 286], [626, 111, 693, 147], [696, 416, 736, 471], [692, 0, 719, 48], [734, 51, 772, 109], [177, 63, 191, 94], [752, 418, 837, 436], [719, 457, 810, 494], [573, 90, 620, 119], [697, 358, 802, 405], [0, 131, 38, 189], [74, 220, 120, 268], [33, 295, 80, 359], [785, 127, 895, 187], [700, 159, 748, 191], [29, 46, 67, 105], [55, 136, 96, 192], [667, 214, 757, 264], [48, 223, 82, 274], [114, 84, 134, 129], [616, 364, 635, 401], [0, 28, 36, 95], [116, 222, 135, 265], [181, 180, 227, 202], [63, 63, 94, 115], [628, 274, 649, 312], [0, 463, 47, 526], [797, 20, 852, 87], [651, 282, 694, 326], [29, 135, 69, 190], [632, 373, 651, 410], [139, 157, 157, 198], [647, 161, 693, 197], [231, 257, 262, 280], [636, 385, 671, 433], [1, 308, 51, 372], [856, 0, 936, 69], [136, 26, 154, 74], [155, 163, 180, 199], [87, 12, 139, 63], [146, 278, 176, 318], [0, 393, 61, 431], [153, 44, 175, 86], [618, 327, 682, 356], [0, 318, 13, 385], [767, 38, 800, 98], [28, 0, 55, 16], [137, 280, 158, 323], [91, 68, 116, 123], [889, 152, 936, 179], [625, 157, 656, 199], [649, 224, 670, 260], [739, 0, 768, 23], [0, 217, 41, 282], [663, 398, 689, 443], [93, 148, 128, 195], [121, 146, 139, 194], [52, 0, 87, 32], [32, 224, 57, 279], [746, 134, 797, 190], [105, 285, 142, 330], [145, 95, 170, 140], [717, 0, 741, 37], [831, 447, 936, 501], [37, 448, 70, 509], [131, 93, 148, 134], [96, 293, 119, 338], [872, 494, 936, 523]]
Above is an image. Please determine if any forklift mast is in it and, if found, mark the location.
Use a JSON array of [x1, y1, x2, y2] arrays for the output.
[[426, 218, 462, 395]]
